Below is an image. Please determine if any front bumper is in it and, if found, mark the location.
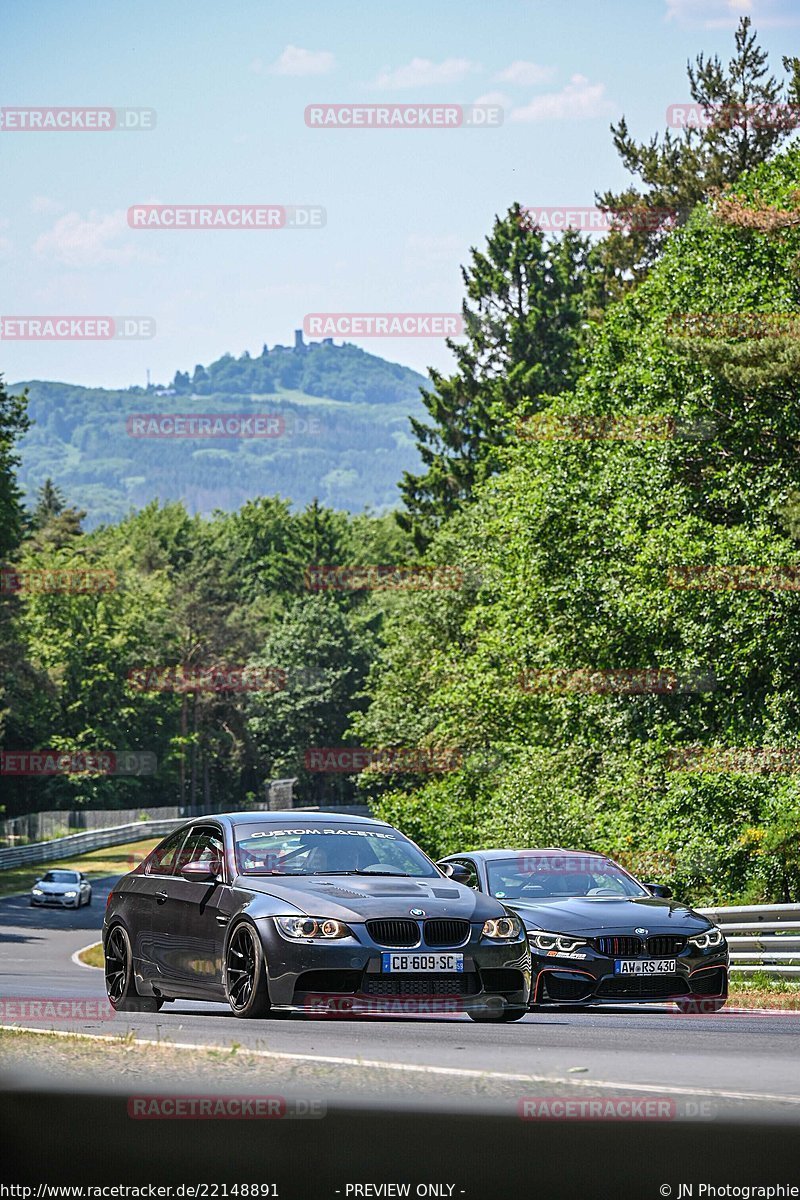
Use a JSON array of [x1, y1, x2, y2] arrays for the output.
[[30, 894, 80, 907], [255, 919, 532, 1013], [531, 944, 729, 1005]]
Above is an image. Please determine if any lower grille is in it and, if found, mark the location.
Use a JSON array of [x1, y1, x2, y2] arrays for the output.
[[366, 919, 419, 947], [690, 968, 727, 996], [481, 969, 527, 994], [596, 975, 689, 999], [364, 974, 480, 998], [594, 936, 643, 957], [540, 974, 593, 1002], [293, 970, 361, 995], [648, 936, 686, 956], [424, 918, 470, 947]]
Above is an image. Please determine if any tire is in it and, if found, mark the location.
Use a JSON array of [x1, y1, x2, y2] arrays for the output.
[[104, 924, 163, 1013], [85, 893, 92, 907], [224, 922, 271, 1019], [468, 1004, 528, 1023], [676, 997, 726, 1014]]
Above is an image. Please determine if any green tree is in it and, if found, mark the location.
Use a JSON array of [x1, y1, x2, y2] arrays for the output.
[[596, 17, 800, 299], [400, 205, 593, 543]]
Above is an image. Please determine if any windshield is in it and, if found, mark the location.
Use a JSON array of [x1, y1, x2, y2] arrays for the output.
[[233, 824, 439, 878], [41, 871, 80, 883], [486, 854, 648, 900]]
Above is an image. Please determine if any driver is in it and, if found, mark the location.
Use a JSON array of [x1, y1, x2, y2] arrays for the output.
[[304, 835, 378, 874]]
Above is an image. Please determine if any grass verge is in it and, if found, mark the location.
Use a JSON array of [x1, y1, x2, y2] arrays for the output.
[[0, 837, 161, 899], [77, 942, 104, 968]]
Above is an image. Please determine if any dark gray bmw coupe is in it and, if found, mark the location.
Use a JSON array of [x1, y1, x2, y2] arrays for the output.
[[103, 812, 531, 1020]]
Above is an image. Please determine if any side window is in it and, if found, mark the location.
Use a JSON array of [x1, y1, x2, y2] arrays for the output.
[[175, 827, 225, 877], [146, 829, 188, 876], [453, 859, 480, 890]]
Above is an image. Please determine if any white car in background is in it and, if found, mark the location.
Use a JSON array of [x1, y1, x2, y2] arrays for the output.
[[30, 869, 93, 909]]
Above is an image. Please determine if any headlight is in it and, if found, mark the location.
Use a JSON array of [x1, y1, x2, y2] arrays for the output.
[[31, 889, 43, 896], [64, 891, 77, 898], [688, 926, 725, 950], [529, 931, 589, 953], [275, 916, 352, 940], [482, 915, 522, 940]]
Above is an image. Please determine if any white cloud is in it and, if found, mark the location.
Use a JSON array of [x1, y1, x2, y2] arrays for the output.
[[510, 75, 616, 122], [33, 209, 152, 268], [268, 45, 335, 76], [495, 60, 556, 87], [665, 0, 800, 27], [373, 57, 479, 90], [473, 90, 512, 108], [31, 195, 64, 214]]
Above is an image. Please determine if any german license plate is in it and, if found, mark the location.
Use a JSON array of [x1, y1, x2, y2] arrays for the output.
[[381, 952, 464, 973], [614, 958, 676, 975]]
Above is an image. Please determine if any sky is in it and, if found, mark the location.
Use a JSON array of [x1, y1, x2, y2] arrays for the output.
[[1, 0, 799, 389]]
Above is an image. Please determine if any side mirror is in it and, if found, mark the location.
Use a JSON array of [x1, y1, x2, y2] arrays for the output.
[[438, 861, 472, 885], [646, 882, 673, 899], [181, 860, 220, 883]]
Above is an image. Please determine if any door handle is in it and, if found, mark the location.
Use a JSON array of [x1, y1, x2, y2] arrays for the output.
[[155, 890, 168, 904]]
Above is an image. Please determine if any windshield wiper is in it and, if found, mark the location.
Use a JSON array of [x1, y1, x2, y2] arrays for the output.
[[308, 869, 415, 877]]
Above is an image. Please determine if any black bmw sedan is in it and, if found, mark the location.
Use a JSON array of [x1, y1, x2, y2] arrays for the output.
[[440, 848, 728, 1012], [103, 812, 531, 1020]]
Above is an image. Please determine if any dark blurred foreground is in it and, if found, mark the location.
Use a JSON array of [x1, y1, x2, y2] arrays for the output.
[[3, 1077, 800, 1200]]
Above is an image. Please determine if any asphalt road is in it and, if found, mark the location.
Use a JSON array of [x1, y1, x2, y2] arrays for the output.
[[3, 878, 800, 1117]]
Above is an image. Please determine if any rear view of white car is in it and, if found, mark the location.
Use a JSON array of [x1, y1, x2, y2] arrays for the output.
[[30, 869, 92, 909]]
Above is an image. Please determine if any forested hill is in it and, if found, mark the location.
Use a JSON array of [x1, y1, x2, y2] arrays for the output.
[[13, 335, 428, 527]]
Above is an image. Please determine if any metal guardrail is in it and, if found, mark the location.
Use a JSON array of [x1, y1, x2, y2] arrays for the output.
[[699, 903, 800, 978], [0, 806, 366, 872], [0, 819, 184, 871]]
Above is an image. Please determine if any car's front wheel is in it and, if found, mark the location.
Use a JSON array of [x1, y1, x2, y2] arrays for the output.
[[468, 1004, 528, 1023], [104, 925, 163, 1013], [224, 923, 271, 1019], [676, 997, 726, 1014]]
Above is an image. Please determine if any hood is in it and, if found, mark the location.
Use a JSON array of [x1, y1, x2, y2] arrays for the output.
[[505, 894, 712, 935], [34, 881, 78, 895], [234, 873, 503, 923]]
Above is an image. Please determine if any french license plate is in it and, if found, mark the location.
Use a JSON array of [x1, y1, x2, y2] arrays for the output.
[[381, 952, 464, 973], [615, 958, 676, 975]]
